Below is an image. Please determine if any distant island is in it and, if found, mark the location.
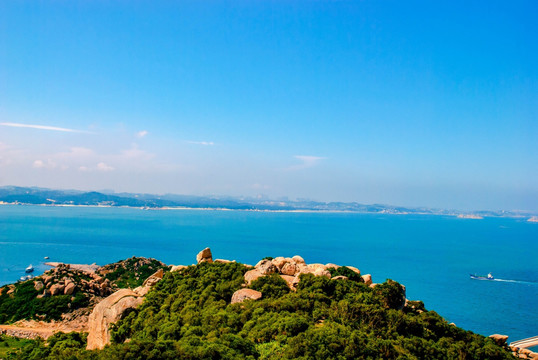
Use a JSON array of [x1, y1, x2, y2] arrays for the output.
[[0, 186, 536, 219]]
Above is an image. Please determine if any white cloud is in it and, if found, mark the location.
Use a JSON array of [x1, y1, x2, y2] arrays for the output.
[[136, 130, 148, 138], [288, 155, 327, 170], [78, 162, 114, 172], [97, 162, 114, 172], [187, 141, 215, 146], [0, 122, 93, 134], [33, 159, 57, 169]]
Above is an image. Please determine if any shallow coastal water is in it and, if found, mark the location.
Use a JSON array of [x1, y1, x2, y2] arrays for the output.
[[1, 205, 537, 345]]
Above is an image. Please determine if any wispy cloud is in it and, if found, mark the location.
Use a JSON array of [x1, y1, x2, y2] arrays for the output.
[[136, 130, 148, 138], [288, 155, 327, 170], [79, 162, 115, 172], [0, 122, 92, 134], [187, 141, 215, 146]]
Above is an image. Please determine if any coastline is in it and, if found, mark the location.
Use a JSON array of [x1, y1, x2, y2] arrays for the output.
[[1, 202, 535, 219]]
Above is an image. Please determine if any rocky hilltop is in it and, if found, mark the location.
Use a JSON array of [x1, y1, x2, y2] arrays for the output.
[[0, 248, 532, 359]]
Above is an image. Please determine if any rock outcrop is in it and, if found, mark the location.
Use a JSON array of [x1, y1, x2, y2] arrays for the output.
[[64, 281, 76, 295], [489, 334, 509, 346], [255, 259, 277, 275], [196, 247, 213, 264], [244, 269, 263, 284], [362, 274, 372, 286], [86, 289, 144, 350], [231, 289, 262, 304], [170, 265, 187, 272], [243, 255, 374, 291], [142, 268, 163, 287], [87, 268, 164, 350]]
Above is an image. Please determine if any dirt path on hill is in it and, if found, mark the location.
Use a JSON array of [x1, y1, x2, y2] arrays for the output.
[[0, 319, 87, 339]]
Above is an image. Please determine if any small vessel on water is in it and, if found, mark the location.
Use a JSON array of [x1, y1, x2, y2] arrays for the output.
[[25, 264, 34, 273], [470, 272, 494, 280]]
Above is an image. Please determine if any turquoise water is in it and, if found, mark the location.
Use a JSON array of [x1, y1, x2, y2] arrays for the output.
[[1, 205, 537, 345]]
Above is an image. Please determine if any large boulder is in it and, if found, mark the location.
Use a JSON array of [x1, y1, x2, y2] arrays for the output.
[[255, 259, 277, 275], [271, 257, 288, 270], [214, 259, 234, 263], [64, 282, 76, 295], [362, 274, 372, 286], [280, 262, 298, 276], [292, 255, 305, 264], [87, 289, 144, 350], [489, 334, 509, 346], [279, 275, 298, 290], [34, 281, 44, 292], [196, 247, 213, 264], [325, 263, 340, 270], [244, 269, 263, 284], [142, 269, 164, 287], [231, 289, 262, 304], [170, 265, 187, 272], [50, 283, 65, 296]]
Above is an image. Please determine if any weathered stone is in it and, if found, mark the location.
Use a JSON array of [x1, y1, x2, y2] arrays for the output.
[[308, 263, 327, 272], [50, 283, 65, 296], [42, 275, 53, 285], [196, 247, 213, 264], [488, 334, 509, 346], [362, 274, 372, 286], [231, 288, 262, 304], [170, 265, 187, 272], [244, 269, 263, 284], [325, 263, 340, 270], [292, 255, 305, 264], [34, 281, 44, 292], [214, 259, 234, 263], [369, 283, 377, 288], [313, 268, 332, 278], [255, 259, 277, 275], [87, 289, 144, 350], [346, 266, 361, 275], [280, 262, 298, 276], [64, 282, 76, 295], [142, 269, 164, 287], [279, 275, 297, 289], [271, 257, 288, 270], [296, 264, 313, 275], [332, 275, 348, 280]]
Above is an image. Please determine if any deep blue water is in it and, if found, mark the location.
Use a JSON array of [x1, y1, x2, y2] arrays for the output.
[[1, 205, 537, 345]]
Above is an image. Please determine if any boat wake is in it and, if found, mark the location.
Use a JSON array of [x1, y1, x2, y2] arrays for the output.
[[492, 278, 538, 285]]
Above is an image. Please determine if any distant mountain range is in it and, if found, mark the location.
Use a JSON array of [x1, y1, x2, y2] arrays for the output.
[[0, 186, 535, 218]]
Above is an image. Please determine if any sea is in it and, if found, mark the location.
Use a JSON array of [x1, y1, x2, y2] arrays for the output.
[[1, 204, 537, 346]]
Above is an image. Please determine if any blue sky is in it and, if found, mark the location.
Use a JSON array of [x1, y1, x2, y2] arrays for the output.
[[0, 1, 536, 211]]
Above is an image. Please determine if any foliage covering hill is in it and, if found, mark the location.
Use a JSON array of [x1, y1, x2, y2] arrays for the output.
[[0, 257, 166, 324], [6, 261, 514, 359]]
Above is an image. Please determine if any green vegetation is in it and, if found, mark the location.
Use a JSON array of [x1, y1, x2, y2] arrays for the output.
[[0, 334, 35, 359], [5, 261, 514, 359], [0, 281, 88, 323], [327, 266, 364, 283], [99, 257, 167, 289]]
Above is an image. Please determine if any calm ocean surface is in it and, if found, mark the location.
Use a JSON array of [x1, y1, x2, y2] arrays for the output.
[[1, 205, 537, 344]]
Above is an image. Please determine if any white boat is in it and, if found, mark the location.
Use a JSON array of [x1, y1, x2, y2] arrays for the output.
[[25, 264, 34, 273], [470, 272, 493, 280]]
